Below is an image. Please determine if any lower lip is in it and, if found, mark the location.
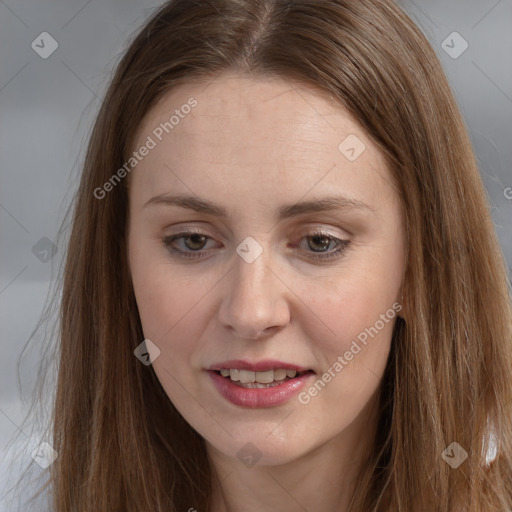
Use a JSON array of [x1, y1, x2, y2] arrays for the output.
[[207, 370, 315, 408]]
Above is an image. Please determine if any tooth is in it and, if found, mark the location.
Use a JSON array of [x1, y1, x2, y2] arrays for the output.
[[273, 369, 287, 381], [229, 369, 241, 381], [239, 369, 256, 383], [224, 368, 300, 383], [255, 370, 274, 384]]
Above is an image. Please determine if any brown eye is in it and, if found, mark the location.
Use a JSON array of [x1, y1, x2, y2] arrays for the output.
[[163, 231, 218, 260], [307, 234, 333, 252], [290, 231, 351, 261], [163, 230, 350, 262], [182, 233, 208, 250]]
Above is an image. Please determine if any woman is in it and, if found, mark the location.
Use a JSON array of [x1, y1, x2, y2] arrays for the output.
[[17, 0, 512, 510]]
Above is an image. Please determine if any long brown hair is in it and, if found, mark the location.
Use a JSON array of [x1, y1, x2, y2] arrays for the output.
[[14, 0, 512, 510]]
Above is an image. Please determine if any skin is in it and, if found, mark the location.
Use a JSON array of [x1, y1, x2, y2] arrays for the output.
[[127, 71, 405, 512]]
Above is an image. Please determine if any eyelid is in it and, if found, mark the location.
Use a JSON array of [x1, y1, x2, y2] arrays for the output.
[[162, 225, 348, 247], [163, 221, 350, 239], [294, 224, 346, 238]]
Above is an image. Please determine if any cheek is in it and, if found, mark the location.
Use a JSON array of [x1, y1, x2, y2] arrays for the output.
[[128, 237, 209, 355], [132, 268, 209, 350], [292, 246, 400, 402], [294, 280, 396, 435], [300, 283, 395, 378], [129, 257, 211, 404], [298, 261, 399, 345]]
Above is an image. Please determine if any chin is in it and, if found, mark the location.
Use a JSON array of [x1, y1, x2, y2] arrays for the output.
[[208, 433, 311, 468]]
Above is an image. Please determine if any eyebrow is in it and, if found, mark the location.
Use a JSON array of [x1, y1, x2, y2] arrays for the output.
[[143, 193, 374, 218]]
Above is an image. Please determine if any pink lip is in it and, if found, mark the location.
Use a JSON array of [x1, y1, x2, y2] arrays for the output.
[[207, 359, 311, 372], [207, 369, 315, 408]]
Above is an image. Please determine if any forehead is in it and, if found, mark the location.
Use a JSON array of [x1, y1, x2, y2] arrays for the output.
[[128, 72, 397, 214], [136, 72, 360, 150]]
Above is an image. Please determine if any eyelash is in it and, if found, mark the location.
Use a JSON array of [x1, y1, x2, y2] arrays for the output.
[[161, 229, 351, 262]]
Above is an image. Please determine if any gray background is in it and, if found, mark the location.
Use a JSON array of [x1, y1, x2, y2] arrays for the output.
[[1, 0, 511, 509]]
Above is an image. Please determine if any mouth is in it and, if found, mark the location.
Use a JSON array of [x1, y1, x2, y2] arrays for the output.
[[210, 368, 316, 388], [207, 365, 316, 408]]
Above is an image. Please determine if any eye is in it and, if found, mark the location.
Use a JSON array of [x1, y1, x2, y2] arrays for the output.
[[162, 229, 351, 261], [289, 230, 350, 261], [162, 230, 219, 260]]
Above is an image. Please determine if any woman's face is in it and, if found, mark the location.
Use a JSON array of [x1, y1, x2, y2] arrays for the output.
[[127, 72, 405, 466]]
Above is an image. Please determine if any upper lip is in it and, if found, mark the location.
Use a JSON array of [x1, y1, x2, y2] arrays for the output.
[[207, 359, 313, 373]]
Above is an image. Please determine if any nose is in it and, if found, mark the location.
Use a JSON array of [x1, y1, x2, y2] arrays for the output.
[[217, 247, 291, 340]]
